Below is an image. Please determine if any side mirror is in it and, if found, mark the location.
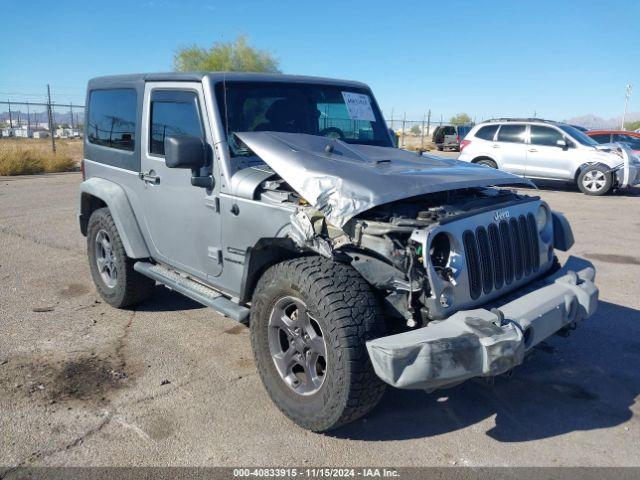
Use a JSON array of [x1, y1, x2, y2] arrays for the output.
[[556, 138, 568, 149], [164, 135, 206, 169], [164, 135, 214, 189]]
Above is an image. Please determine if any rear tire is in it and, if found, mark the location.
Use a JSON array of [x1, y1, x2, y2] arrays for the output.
[[476, 158, 498, 169], [577, 165, 612, 195], [437, 145, 444, 151], [87, 207, 155, 308], [250, 257, 387, 432]]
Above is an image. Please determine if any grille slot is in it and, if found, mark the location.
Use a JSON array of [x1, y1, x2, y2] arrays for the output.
[[462, 230, 482, 300], [487, 223, 504, 290], [462, 213, 541, 299]]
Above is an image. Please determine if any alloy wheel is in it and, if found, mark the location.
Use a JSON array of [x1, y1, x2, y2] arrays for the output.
[[267, 296, 327, 396], [582, 170, 607, 193], [95, 229, 117, 288]]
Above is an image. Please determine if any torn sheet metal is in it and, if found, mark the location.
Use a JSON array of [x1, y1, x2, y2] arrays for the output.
[[366, 261, 598, 391], [235, 132, 533, 227], [289, 209, 334, 258]]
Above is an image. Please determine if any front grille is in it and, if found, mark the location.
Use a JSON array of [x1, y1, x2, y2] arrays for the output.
[[463, 213, 540, 300]]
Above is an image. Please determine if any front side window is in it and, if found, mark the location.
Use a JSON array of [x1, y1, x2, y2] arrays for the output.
[[589, 134, 611, 144], [150, 90, 204, 156], [530, 125, 564, 146], [215, 82, 391, 157], [88, 89, 137, 151], [496, 124, 526, 143], [475, 124, 498, 141]]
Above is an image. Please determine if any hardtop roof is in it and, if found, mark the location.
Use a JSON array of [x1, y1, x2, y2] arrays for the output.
[[87, 72, 369, 90]]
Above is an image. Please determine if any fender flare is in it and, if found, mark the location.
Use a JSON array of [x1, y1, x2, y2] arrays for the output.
[[551, 211, 574, 252], [78, 177, 150, 259]]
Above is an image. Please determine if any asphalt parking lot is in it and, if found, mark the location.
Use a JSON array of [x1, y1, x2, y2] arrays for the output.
[[1, 170, 639, 468]]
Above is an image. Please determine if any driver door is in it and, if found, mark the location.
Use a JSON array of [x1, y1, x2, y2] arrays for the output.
[[525, 125, 575, 180], [137, 82, 222, 281]]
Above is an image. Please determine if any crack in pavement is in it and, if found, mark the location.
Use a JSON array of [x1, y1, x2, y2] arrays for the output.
[[1, 411, 113, 474], [0, 225, 80, 255]]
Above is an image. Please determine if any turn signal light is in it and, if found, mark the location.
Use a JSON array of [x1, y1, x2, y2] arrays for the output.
[[460, 140, 471, 152]]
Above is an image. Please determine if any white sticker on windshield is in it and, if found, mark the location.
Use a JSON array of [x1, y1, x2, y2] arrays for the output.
[[342, 92, 376, 122]]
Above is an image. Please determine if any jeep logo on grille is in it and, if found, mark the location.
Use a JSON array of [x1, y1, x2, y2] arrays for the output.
[[494, 209, 510, 222]]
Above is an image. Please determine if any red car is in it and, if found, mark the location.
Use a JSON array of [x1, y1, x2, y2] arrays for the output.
[[586, 130, 640, 154]]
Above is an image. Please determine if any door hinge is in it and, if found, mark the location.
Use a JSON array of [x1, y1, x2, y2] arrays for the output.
[[208, 246, 222, 264], [205, 197, 220, 213]]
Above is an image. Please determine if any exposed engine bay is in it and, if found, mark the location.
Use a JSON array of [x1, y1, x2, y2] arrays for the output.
[[255, 174, 551, 331]]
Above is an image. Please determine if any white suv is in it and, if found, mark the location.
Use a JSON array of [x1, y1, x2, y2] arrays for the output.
[[458, 119, 640, 195]]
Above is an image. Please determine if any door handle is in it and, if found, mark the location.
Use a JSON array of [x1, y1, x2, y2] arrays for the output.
[[528, 148, 538, 153], [139, 171, 160, 185], [491, 144, 500, 149]]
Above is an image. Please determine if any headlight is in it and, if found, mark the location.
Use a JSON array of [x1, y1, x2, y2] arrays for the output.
[[536, 204, 550, 232]]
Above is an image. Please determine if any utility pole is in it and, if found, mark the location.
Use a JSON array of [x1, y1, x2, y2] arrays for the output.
[[389, 108, 394, 130], [622, 83, 633, 130], [27, 101, 31, 133], [426, 109, 431, 141], [420, 113, 426, 151], [69, 102, 74, 129], [7, 100, 12, 128], [401, 112, 406, 148], [47, 84, 56, 153]]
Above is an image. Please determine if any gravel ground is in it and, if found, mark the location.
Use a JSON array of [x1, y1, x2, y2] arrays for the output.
[[0, 171, 639, 468]]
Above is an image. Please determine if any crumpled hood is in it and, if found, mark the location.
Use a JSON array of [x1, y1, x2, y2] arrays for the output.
[[236, 131, 532, 227]]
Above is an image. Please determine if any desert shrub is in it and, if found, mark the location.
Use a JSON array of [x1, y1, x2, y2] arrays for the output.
[[0, 142, 76, 175]]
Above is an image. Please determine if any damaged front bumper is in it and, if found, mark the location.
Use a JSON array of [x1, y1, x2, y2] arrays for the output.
[[366, 256, 598, 391]]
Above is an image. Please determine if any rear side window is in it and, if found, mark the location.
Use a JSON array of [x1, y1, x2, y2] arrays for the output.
[[497, 124, 526, 143], [87, 89, 137, 151], [530, 126, 564, 146], [443, 126, 455, 135], [590, 134, 611, 144], [475, 125, 498, 141]]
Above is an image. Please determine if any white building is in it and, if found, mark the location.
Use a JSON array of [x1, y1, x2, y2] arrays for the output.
[[14, 126, 32, 138]]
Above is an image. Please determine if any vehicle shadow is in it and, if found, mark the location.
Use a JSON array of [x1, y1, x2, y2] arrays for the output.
[[519, 180, 640, 197], [134, 286, 205, 312], [331, 300, 640, 441]]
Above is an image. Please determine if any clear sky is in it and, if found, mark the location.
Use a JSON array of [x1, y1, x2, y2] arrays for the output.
[[1, 0, 638, 121]]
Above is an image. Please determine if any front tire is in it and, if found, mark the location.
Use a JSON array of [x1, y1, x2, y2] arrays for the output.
[[87, 207, 155, 308], [577, 165, 612, 195], [250, 257, 387, 432]]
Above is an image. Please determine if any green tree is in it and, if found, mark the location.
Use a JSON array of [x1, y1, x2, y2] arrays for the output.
[[450, 113, 472, 125], [410, 124, 421, 135], [174, 36, 280, 73], [624, 120, 640, 131]]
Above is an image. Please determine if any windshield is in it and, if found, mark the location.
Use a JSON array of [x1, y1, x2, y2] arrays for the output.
[[615, 134, 640, 150], [558, 125, 599, 146], [215, 81, 392, 156]]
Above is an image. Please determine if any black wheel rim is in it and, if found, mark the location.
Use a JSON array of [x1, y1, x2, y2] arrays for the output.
[[267, 296, 327, 396]]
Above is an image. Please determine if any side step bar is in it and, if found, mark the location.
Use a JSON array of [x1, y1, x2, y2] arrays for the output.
[[134, 261, 250, 323]]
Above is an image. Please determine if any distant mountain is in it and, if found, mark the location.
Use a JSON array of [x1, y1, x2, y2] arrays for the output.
[[565, 112, 640, 129], [0, 110, 84, 126]]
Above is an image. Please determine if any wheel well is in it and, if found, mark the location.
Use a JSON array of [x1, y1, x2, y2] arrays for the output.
[[79, 193, 107, 236], [471, 156, 496, 164], [238, 238, 307, 305], [574, 162, 612, 183]]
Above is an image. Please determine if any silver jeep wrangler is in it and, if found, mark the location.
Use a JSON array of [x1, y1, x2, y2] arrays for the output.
[[79, 72, 598, 432]]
